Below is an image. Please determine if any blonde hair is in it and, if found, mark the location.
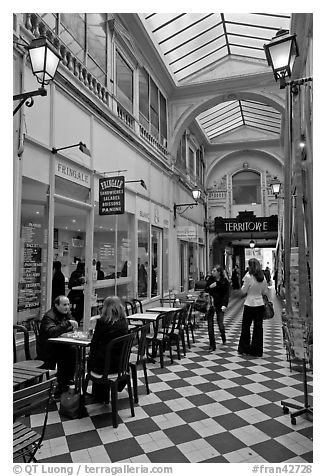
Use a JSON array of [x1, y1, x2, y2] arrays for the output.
[[100, 296, 126, 324]]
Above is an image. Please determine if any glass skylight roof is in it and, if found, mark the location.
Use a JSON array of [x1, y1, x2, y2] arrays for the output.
[[197, 100, 282, 139], [140, 13, 291, 82]]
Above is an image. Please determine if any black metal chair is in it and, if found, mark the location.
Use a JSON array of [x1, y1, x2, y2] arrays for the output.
[[124, 300, 135, 316], [13, 325, 44, 368], [129, 323, 151, 403], [132, 298, 143, 313], [146, 311, 180, 368], [184, 303, 196, 348], [83, 332, 136, 428], [13, 377, 57, 462]]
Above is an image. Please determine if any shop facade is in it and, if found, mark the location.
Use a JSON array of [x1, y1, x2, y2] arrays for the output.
[[14, 45, 206, 329]]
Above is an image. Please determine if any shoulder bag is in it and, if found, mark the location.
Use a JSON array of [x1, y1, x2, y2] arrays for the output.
[[262, 294, 274, 320]]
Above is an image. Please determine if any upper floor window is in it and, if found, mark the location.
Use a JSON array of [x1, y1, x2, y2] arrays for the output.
[[196, 148, 204, 185], [150, 79, 159, 138], [232, 171, 261, 204], [116, 51, 133, 113], [86, 13, 107, 86], [60, 13, 86, 62], [188, 147, 195, 177], [138, 68, 167, 146], [139, 67, 150, 128], [40, 13, 108, 85]]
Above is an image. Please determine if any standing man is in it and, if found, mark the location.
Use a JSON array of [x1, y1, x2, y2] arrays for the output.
[[52, 261, 66, 304], [37, 295, 78, 395], [205, 265, 230, 350], [263, 265, 271, 285]]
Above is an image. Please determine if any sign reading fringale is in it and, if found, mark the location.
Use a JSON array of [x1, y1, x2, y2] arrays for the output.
[[99, 176, 125, 215]]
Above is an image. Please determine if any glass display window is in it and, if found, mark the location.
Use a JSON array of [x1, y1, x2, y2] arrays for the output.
[[18, 178, 49, 323], [151, 227, 162, 297], [137, 220, 150, 299]]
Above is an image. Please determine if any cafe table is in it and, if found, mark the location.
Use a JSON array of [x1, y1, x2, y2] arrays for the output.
[[48, 332, 91, 397], [13, 363, 49, 391], [146, 306, 176, 313], [126, 312, 160, 323]]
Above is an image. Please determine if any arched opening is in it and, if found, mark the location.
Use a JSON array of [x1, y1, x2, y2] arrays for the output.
[[232, 170, 261, 205]]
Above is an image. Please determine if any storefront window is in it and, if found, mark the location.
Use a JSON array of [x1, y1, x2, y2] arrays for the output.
[[162, 230, 169, 294], [137, 221, 149, 299], [93, 211, 135, 306], [151, 227, 162, 297], [188, 242, 195, 290], [17, 178, 48, 324]]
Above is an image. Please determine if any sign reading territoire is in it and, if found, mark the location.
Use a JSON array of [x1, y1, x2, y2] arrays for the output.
[[215, 215, 278, 233], [99, 176, 125, 215]]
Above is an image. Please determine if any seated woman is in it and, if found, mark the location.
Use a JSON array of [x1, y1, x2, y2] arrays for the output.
[[87, 296, 129, 402]]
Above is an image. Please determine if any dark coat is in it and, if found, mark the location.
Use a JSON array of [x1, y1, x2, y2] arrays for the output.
[[87, 317, 129, 374], [264, 268, 271, 283], [37, 307, 73, 366], [205, 276, 230, 311], [52, 270, 66, 303]]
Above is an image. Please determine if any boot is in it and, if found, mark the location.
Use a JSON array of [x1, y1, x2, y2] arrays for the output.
[[221, 331, 226, 344]]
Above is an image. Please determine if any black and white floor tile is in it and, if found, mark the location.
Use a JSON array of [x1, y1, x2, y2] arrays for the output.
[[27, 291, 313, 463]]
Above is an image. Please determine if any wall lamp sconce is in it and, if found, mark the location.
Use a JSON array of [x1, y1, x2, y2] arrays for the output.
[[174, 189, 201, 219], [249, 238, 256, 249], [264, 29, 312, 92], [13, 36, 62, 116], [125, 179, 147, 190], [270, 176, 282, 199], [51, 141, 91, 157]]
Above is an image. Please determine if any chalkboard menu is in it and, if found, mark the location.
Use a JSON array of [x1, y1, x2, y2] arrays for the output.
[[99, 176, 125, 215], [17, 222, 43, 320]]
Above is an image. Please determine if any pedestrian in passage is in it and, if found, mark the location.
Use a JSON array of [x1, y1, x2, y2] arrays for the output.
[[237, 258, 269, 357], [205, 265, 230, 350]]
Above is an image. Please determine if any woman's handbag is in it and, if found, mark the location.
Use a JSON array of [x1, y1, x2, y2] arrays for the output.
[[262, 295, 274, 320], [59, 388, 82, 419]]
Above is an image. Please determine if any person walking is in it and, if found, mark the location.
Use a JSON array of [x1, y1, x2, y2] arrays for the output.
[[52, 260, 66, 304], [205, 265, 230, 350], [87, 296, 129, 402], [67, 261, 85, 325], [37, 295, 78, 395], [238, 258, 269, 357], [231, 264, 240, 289]]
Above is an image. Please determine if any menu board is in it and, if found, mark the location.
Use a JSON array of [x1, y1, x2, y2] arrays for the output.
[[99, 242, 115, 259], [17, 222, 43, 320]]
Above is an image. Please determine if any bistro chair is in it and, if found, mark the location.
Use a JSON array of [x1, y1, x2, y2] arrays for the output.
[[124, 300, 135, 316], [146, 311, 180, 368], [13, 377, 57, 462], [129, 323, 151, 403], [13, 325, 44, 369], [132, 298, 143, 313], [82, 332, 136, 428], [184, 303, 196, 349], [167, 307, 187, 357]]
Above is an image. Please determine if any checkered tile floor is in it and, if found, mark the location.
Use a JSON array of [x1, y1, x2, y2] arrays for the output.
[[25, 290, 313, 463]]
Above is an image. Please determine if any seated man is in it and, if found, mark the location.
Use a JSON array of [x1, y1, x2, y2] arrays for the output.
[[37, 295, 78, 394]]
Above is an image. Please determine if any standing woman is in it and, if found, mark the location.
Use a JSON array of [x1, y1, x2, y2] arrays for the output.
[[238, 258, 269, 357], [205, 265, 230, 350], [87, 296, 129, 402]]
